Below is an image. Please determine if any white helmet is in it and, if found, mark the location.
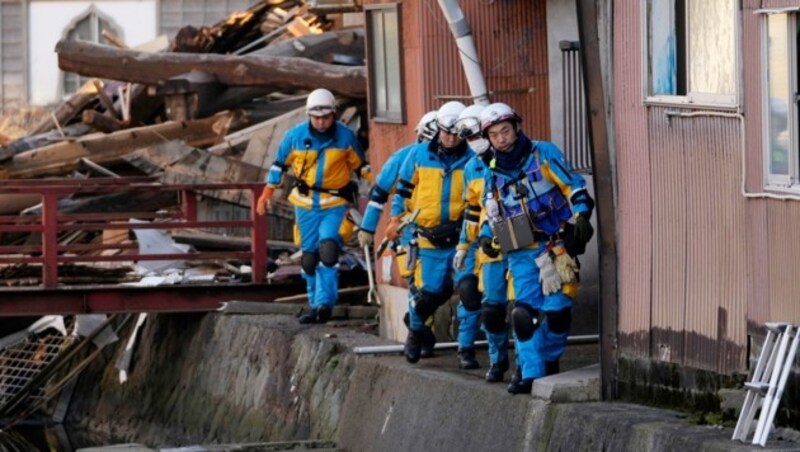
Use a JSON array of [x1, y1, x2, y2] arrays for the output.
[[479, 102, 521, 136], [436, 101, 467, 134], [455, 104, 485, 139], [306, 88, 336, 117], [414, 110, 438, 142]]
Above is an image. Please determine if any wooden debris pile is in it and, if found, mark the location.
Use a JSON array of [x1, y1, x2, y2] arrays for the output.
[[0, 0, 369, 286]]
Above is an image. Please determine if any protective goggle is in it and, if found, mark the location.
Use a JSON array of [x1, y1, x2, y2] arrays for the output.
[[307, 106, 334, 117], [455, 118, 481, 139], [437, 117, 460, 135]]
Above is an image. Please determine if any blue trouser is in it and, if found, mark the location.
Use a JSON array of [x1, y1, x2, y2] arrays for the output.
[[456, 243, 480, 350], [407, 247, 468, 331], [507, 246, 573, 379], [295, 205, 347, 310], [481, 256, 510, 365]]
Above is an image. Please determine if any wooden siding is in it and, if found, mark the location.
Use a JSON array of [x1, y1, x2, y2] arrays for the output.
[[0, 0, 26, 110]]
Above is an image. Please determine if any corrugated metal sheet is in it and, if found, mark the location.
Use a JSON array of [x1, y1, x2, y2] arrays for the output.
[[614, 0, 749, 374], [159, 0, 252, 39], [679, 113, 746, 373], [613, 0, 652, 357], [634, 96, 748, 374], [364, 0, 551, 207], [767, 201, 800, 322], [415, 0, 551, 140], [0, 0, 26, 110], [742, 1, 771, 332], [648, 106, 687, 365]]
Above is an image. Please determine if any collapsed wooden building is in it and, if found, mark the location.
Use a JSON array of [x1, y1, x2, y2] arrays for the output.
[[0, 0, 370, 288]]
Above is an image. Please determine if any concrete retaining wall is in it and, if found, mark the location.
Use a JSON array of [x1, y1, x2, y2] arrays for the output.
[[65, 313, 799, 451]]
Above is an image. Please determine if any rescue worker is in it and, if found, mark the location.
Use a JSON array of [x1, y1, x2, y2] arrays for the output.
[[449, 104, 484, 370], [452, 103, 512, 379], [357, 110, 438, 253], [392, 101, 474, 363], [478, 103, 593, 394], [256, 88, 372, 324]]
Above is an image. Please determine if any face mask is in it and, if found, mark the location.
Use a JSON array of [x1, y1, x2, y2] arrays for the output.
[[469, 138, 490, 154]]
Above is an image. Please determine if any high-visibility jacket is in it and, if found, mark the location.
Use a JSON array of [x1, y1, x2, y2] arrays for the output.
[[457, 152, 493, 251], [267, 121, 371, 209], [360, 143, 415, 234], [394, 138, 474, 249], [480, 135, 591, 241]]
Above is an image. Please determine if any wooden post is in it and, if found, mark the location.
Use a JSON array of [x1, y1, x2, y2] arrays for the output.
[[576, 0, 618, 401]]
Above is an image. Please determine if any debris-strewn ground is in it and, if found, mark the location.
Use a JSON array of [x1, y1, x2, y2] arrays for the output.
[[0, 0, 371, 287]]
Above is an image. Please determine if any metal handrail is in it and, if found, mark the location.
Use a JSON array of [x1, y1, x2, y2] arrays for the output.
[[0, 178, 269, 288]]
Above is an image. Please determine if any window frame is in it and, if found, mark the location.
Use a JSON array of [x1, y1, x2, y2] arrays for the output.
[[60, 6, 124, 99], [761, 10, 800, 190], [641, 0, 740, 109], [364, 3, 406, 124]]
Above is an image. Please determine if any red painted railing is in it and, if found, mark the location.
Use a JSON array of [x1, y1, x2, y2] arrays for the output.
[[0, 178, 268, 288]]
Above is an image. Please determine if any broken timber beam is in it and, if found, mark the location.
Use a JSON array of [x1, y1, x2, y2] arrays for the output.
[[27, 80, 100, 135], [0, 113, 231, 179], [81, 110, 125, 133], [56, 40, 367, 98]]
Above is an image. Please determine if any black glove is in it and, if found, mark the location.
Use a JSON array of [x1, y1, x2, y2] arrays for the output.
[[573, 214, 594, 244], [479, 236, 500, 258]]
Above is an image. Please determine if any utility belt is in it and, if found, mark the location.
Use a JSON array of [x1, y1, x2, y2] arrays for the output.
[[415, 221, 462, 249], [295, 180, 358, 204], [491, 213, 554, 253]]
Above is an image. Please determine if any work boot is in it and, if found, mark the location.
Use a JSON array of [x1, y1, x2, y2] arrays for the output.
[[506, 366, 530, 393], [419, 327, 436, 359], [485, 359, 509, 383], [404, 330, 422, 364], [507, 377, 533, 394], [457, 348, 480, 369], [545, 360, 560, 376], [316, 305, 332, 324], [298, 308, 318, 324]]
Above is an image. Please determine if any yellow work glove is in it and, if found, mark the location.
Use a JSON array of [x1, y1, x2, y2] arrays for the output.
[[384, 216, 402, 241], [256, 186, 274, 216]]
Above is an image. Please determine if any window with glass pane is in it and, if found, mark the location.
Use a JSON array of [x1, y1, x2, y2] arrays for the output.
[[763, 13, 800, 187], [646, 0, 736, 104], [62, 9, 123, 98], [366, 5, 403, 122]]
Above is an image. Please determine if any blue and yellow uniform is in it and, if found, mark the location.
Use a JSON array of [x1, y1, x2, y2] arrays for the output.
[[360, 143, 415, 278], [481, 133, 592, 382], [267, 121, 371, 311], [394, 137, 474, 359], [458, 152, 510, 369]]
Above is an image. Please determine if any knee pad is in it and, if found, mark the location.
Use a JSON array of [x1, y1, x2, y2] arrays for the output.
[[301, 251, 319, 276], [511, 304, 541, 341], [415, 290, 448, 321], [457, 275, 481, 311], [482, 304, 507, 333], [319, 239, 339, 267], [546, 308, 572, 334]]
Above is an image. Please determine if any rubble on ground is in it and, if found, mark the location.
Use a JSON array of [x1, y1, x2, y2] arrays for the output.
[[0, 0, 369, 287]]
